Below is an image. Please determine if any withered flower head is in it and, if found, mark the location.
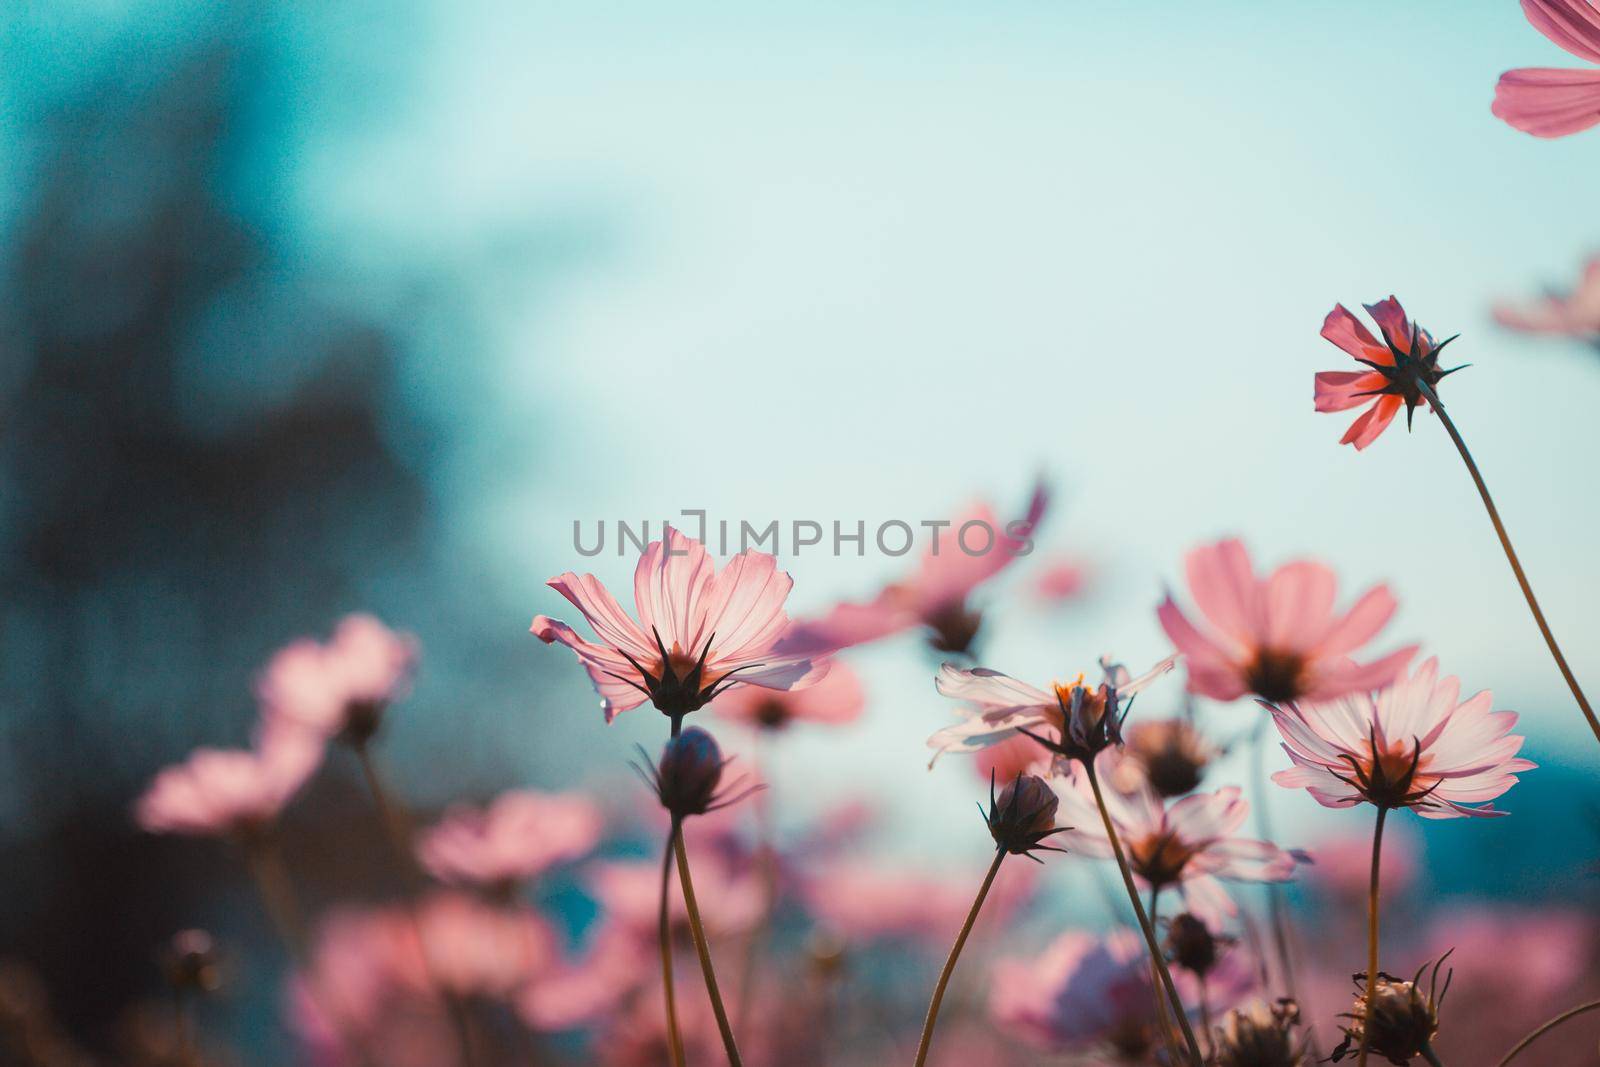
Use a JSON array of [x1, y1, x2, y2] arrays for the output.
[[1163, 912, 1229, 977], [1332, 954, 1453, 1065], [1213, 998, 1308, 1067], [632, 727, 759, 820], [1121, 718, 1218, 798], [162, 929, 223, 994], [983, 772, 1068, 861]]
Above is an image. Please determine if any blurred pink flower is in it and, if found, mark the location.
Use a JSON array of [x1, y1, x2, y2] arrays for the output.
[[289, 894, 558, 1067], [1308, 828, 1418, 901], [1269, 656, 1534, 818], [588, 845, 765, 938], [1032, 558, 1088, 604], [135, 727, 321, 836], [531, 525, 827, 722], [1314, 297, 1461, 450], [711, 661, 866, 730], [778, 483, 1047, 657], [417, 789, 603, 891], [802, 859, 1035, 944], [1157, 538, 1415, 705], [990, 928, 1166, 1057], [1495, 255, 1600, 338], [517, 922, 648, 1032], [974, 733, 1051, 784], [929, 655, 1175, 763], [1054, 753, 1301, 923], [258, 613, 417, 743], [1493, 0, 1600, 138]]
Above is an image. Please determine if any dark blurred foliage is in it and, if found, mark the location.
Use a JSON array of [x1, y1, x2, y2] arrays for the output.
[[0, 7, 592, 1060]]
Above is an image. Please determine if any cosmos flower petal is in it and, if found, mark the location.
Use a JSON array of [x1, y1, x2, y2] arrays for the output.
[[1522, 0, 1600, 64]]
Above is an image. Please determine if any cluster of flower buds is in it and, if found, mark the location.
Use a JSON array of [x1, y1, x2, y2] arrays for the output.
[[1212, 998, 1309, 1067], [632, 727, 759, 821], [1331, 953, 1452, 1065], [982, 773, 1066, 861]]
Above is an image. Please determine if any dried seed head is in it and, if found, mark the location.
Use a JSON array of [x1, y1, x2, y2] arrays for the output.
[[1213, 998, 1308, 1067], [983, 773, 1067, 860], [1332, 954, 1452, 1065]]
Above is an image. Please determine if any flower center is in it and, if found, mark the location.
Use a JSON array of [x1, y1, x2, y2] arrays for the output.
[[1244, 648, 1307, 704], [1127, 831, 1196, 887]]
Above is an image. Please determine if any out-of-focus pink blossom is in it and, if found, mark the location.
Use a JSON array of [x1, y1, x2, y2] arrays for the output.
[[801, 859, 1034, 944], [990, 928, 1167, 1057], [1054, 753, 1301, 924], [1307, 828, 1419, 901], [1032, 558, 1087, 604], [258, 614, 418, 743], [417, 789, 603, 891], [413, 893, 556, 999], [532, 525, 827, 722], [973, 733, 1051, 784], [517, 922, 648, 1032], [1495, 256, 1600, 338], [929, 655, 1174, 763], [712, 661, 866, 730], [1158, 538, 1415, 704], [778, 484, 1047, 657], [1493, 0, 1600, 138], [135, 727, 321, 836], [1269, 657, 1534, 818], [588, 846, 765, 938]]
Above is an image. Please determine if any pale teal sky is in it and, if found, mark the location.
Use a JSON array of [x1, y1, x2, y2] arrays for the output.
[[291, 1, 1600, 863]]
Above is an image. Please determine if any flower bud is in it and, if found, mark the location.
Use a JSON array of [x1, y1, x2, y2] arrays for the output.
[[1163, 912, 1221, 977], [1213, 999, 1308, 1067], [1332, 956, 1451, 1065], [656, 728, 725, 817], [984, 773, 1067, 859]]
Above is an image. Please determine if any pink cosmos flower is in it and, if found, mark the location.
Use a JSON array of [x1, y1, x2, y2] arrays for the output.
[[416, 789, 603, 891], [258, 613, 418, 744], [711, 661, 866, 731], [928, 655, 1176, 765], [1495, 255, 1600, 338], [1053, 753, 1302, 923], [1157, 539, 1416, 705], [1315, 297, 1462, 450], [990, 928, 1170, 1057], [1268, 657, 1535, 818], [778, 483, 1048, 657], [1493, 0, 1600, 138], [136, 726, 321, 837], [531, 525, 827, 722]]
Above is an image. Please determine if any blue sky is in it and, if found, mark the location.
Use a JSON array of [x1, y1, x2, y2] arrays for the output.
[[38, 0, 1592, 865]]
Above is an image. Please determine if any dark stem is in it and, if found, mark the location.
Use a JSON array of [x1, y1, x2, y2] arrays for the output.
[[1084, 759, 1205, 1066], [659, 822, 687, 1067], [911, 849, 1006, 1067], [1494, 998, 1600, 1066], [1358, 805, 1388, 1067], [736, 733, 776, 1039], [1429, 396, 1600, 747], [1420, 1039, 1447, 1067], [1146, 885, 1185, 1065], [1199, 975, 1214, 1061], [675, 828, 744, 1066]]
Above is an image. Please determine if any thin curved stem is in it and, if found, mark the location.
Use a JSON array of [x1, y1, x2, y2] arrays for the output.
[[1420, 1039, 1447, 1067], [736, 732, 776, 1039], [1429, 397, 1600, 747], [1250, 718, 1300, 1002], [912, 849, 1006, 1067], [1358, 805, 1388, 1067], [1495, 998, 1600, 1066], [1084, 760, 1205, 1066], [1146, 886, 1185, 1066], [676, 829, 744, 1066], [659, 823, 687, 1067]]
